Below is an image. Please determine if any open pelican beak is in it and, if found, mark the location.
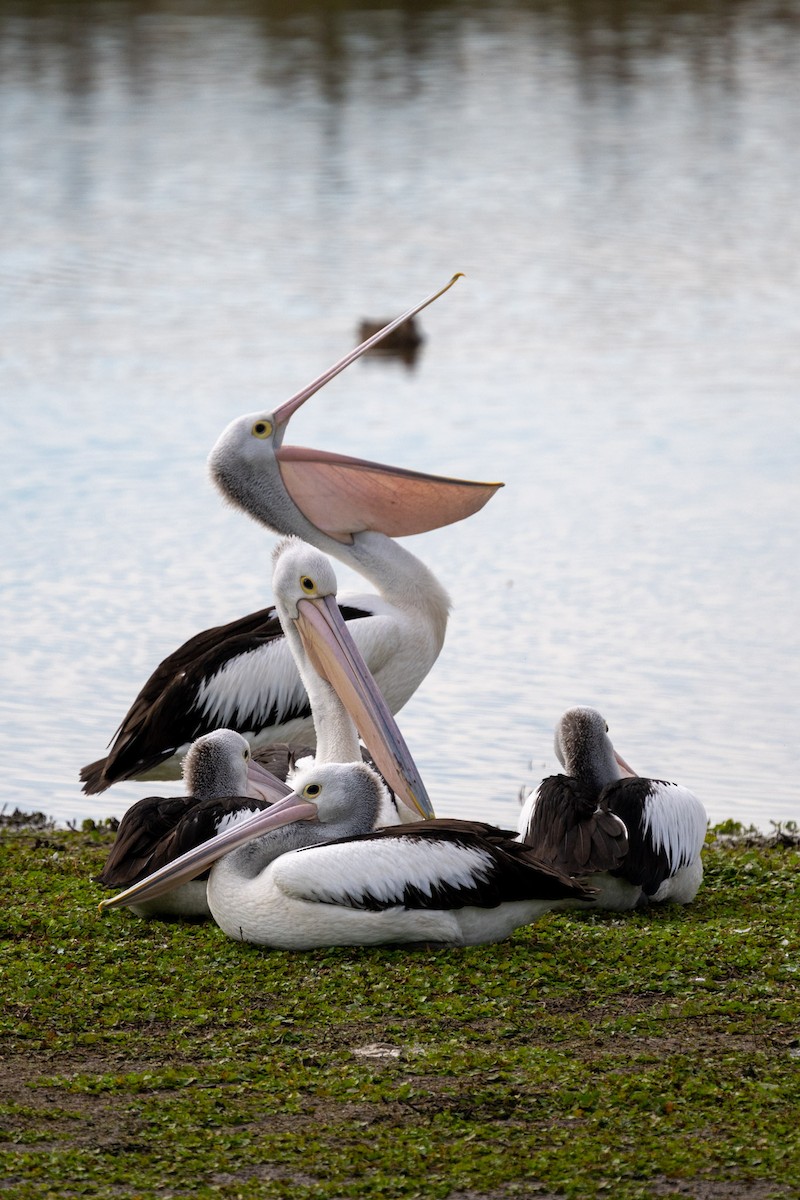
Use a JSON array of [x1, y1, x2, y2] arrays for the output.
[[98, 790, 319, 912], [295, 594, 435, 819], [209, 274, 503, 543], [275, 447, 502, 544], [271, 273, 503, 543]]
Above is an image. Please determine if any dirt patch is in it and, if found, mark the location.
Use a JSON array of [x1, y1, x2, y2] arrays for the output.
[[648, 1179, 796, 1199], [711, 830, 799, 850]]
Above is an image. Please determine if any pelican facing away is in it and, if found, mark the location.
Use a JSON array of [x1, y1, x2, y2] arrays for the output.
[[96, 538, 435, 917], [81, 275, 502, 795], [100, 761, 595, 947], [518, 707, 707, 909]]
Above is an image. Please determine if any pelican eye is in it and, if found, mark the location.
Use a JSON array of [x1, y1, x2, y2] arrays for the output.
[[251, 419, 273, 439], [243, 747, 250, 761], [300, 575, 316, 594], [304, 783, 322, 798], [605, 723, 609, 732]]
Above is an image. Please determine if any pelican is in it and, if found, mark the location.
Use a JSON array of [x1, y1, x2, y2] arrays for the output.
[[96, 537, 435, 917], [96, 729, 284, 918], [100, 761, 595, 947], [266, 535, 433, 822], [518, 707, 707, 908], [81, 275, 502, 794]]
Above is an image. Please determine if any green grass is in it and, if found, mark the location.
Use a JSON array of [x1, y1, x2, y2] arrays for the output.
[[1, 821, 798, 1199]]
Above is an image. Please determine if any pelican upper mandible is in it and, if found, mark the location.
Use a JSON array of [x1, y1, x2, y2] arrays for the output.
[[100, 761, 595, 946], [81, 275, 502, 794], [96, 537, 436, 918], [518, 707, 708, 908]]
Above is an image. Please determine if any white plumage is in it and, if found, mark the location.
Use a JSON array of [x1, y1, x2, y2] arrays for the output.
[[282, 838, 497, 907]]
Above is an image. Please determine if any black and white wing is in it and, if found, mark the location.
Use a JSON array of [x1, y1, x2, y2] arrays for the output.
[[272, 822, 594, 912], [602, 777, 707, 895], [80, 602, 373, 793]]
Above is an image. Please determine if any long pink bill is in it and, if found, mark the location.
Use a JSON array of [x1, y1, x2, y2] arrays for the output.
[[296, 594, 434, 818], [98, 791, 319, 912], [271, 273, 464, 438], [245, 758, 292, 804], [615, 751, 638, 778]]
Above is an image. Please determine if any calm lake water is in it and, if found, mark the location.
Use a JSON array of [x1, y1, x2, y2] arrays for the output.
[[1, 0, 798, 831]]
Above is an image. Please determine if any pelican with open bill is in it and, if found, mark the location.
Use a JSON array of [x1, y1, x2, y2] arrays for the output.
[[82, 273, 504, 794]]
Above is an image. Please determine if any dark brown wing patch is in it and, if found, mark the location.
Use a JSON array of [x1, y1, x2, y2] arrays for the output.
[[521, 775, 628, 875]]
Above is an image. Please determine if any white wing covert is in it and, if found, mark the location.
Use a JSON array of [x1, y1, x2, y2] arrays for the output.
[[272, 834, 499, 912]]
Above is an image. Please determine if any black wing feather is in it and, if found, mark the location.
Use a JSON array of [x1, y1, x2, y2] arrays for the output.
[[521, 775, 628, 875], [602, 777, 672, 895], [96, 794, 269, 888]]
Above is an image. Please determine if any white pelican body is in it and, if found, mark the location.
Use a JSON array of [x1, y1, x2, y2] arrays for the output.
[[518, 707, 707, 909], [102, 763, 594, 946], [81, 276, 500, 794], [209, 816, 593, 949]]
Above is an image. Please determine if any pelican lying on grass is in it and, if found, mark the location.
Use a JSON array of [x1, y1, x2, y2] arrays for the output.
[[81, 274, 501, 794], [518, 707, 707, 908], [96, 729, 284, 919], [100, 761, 594, 947], [97, 537, 435, 917]]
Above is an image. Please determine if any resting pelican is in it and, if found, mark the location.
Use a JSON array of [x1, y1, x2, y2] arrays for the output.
[[81, 275, 502, 794], [518, 707, 707, 908], [96, 538, 435, 917], [96, 729, 283, 918], [100, 762, 594, 947]]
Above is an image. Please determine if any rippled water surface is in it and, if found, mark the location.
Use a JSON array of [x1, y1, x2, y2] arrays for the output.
[[1, 0, 799, 830]]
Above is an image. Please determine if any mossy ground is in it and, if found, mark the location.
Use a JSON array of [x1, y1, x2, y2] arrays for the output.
[[0, 818, 798, 1200]]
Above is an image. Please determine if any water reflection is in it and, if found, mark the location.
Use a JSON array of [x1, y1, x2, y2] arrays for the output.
[[1, 0, 794, 97]]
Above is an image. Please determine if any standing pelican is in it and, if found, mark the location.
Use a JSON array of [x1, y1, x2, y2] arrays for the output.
[[95, 537, 435, 917], [100, 762, 595, 947], [518, 707, 707, 908], [267, 535, 432, 822], [81, 275, 502, 794]]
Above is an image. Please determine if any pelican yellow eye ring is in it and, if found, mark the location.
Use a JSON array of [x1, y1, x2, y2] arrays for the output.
[[304, 783, 321, 798], [300, 575, 316, 594], [251, 419, 273, 439]]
